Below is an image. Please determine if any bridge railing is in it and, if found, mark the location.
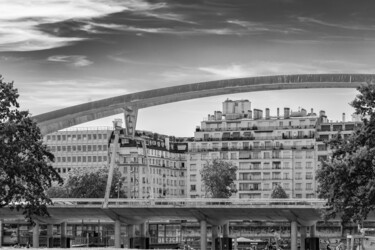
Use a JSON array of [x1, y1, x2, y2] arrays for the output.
[[51, 198, 326, 207]]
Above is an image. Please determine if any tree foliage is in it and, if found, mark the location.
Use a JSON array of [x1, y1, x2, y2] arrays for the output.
[[200, 159, 237, 198], [0, 76, 62, 223], [316, 82, 375, 224], [47, 166, 126, 198], [270, 184, 288, 199]]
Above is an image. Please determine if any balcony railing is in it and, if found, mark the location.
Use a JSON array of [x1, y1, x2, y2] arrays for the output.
[[198, 125, 316, 132], [189, 145, 314, 153]]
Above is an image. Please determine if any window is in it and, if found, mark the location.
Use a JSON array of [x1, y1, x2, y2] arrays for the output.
[[295, 183, 302, 190], [190, 185, 196, 191], [93, 134, 97, 140], [98, 134, 102, 139], [72, 157, 76, 162], [306, 183, 313, 190], [295, 172, 302, 180], [190, 175, 196, 182], [77, 156, 81, 162], [88, 134, 92, 140], [306, 162, 313, 169], [190, 164, 197, 172], [103, 156, 107, 161], [283, 162, 290, 169], [98, 145, 102, 151], [47, 135, 51, 140], [62, 135, 66, 140], [98, 156, 102, 162], [82, 145, 86, 152], [87, 156, 91, 162], [103, 145, 107, 151], [57, 135, 61, 141], [295, 162, 302, 169], [87, 145, 91, 151], [77, 134, 81, 140], [93, 156, 97, 162], [103, 134, 107, 139], [306, 172, 313, 180]]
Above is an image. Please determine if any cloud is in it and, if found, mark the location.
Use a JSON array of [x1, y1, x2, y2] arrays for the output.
[[297, 17, 375, 31], [81, 21, 242, 36], [227, 19, 305, 34], [18, 78, 130, 114], [47, 55, 93, 67], [0, 0, 177, 52], [198, 64, 250, 78]]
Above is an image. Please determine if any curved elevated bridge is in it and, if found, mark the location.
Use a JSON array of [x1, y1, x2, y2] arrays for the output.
[[33, 74, 375, 135]]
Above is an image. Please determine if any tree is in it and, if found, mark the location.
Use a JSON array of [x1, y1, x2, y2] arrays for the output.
[[270, 184, 288, 199], [316, 82, 375, 225], [200, 159, 237, 198], [0, 76, 62, 223], [47, 166, 126, 198]]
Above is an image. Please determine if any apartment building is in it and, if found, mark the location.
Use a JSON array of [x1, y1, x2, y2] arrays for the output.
[[43, 127, 112, 175], [187, 99, 323, 199], [107, 128, 188, 199]]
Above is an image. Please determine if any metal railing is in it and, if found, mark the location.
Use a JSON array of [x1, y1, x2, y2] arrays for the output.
[[52, 198, 326, 207]]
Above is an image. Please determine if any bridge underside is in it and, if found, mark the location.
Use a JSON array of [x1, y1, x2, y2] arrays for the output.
[[0, 206, 322, 226], [32, 74, 375, 135]]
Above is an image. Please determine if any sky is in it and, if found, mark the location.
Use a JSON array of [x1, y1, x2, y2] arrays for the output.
[[1, 0, 375, 136]]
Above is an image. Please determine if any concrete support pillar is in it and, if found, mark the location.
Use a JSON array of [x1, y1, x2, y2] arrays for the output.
[[47, 224, 53, 248], [32, 221, 40, 248], [61, 221, 67, 248], [127, 225, 135, 248], [291, 221, 297, 250], [310, 224, 316, 237], [0, 219, 3, 248], [140, 222, 147, 237], [200, 220, 207, 250], [115, 220, 121, 248], [223, 223, 230, 238], [212, 225, 219, 250], [300, 226, 307, 250]]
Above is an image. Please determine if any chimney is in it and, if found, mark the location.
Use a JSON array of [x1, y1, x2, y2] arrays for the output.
[[284, 107, 290, 119], [277, 108, 280, 118], [342, 113, 346, 122], [265, 108, 270, 119], [248, 110, 252, 119]]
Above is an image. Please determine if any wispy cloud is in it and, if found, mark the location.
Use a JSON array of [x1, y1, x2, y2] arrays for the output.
[[199, 64, 250, 78], [0, 0, 180, 52], [297, 17, 375, 31], [227, 19, 305, 34], [47, 55, 93, 67], [81, 21, 242, 36], [19, 79, 129, 114]]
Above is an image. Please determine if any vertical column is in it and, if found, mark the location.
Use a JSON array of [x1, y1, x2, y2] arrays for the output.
[[47, 224, 53, 248], [0, 219, 3, 248], [291, 221, 297, 250], [212, 225, 219, 250], [223, 223, 229, 238], [140, 222, 147, 237], [127, 225, 135, 248], [310, 224, 316, 237], [300, 226, 307, 250], [115, 220, 121, 248], [200, 220, 207, 250], [33, 221, 40, 248], [61, 222, 67, 248]]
